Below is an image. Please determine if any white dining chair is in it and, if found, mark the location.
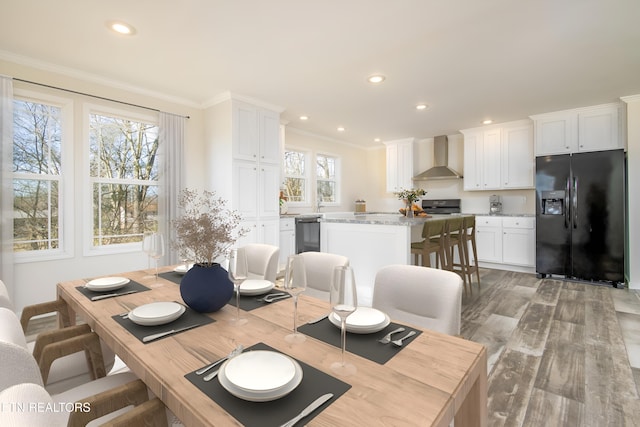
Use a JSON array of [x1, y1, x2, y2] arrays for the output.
[[298, 251, 349, 300], [0, 279, 117, 394], [243, 243, 280, 282], [371, 265, 463, 336]]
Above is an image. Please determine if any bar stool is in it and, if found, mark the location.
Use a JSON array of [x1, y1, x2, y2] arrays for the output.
[[459, 215, 481, 290], [410, 219, 446, 268], [442, 217, 470, 295]]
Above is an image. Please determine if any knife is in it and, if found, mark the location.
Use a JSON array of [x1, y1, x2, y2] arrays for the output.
[[279, 393, 334, 427], [91, 290, 138, 301], [142, 323, 202, 343], [306, 313, 328, 324]]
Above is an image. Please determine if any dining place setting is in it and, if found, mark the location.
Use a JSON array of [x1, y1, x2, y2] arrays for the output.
[[75, 275, 151, 301], [184, 341, 351, 427], [110, 300, 215, 343]]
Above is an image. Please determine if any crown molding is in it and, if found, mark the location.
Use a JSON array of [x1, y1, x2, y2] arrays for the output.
[[0, 49, 200, 109], [202, 90, 285, 113], [621, 94, 640, 103]]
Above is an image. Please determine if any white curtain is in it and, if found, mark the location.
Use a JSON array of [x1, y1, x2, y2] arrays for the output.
[[158, 112, 185, 265], [0, 76, 14, 294]]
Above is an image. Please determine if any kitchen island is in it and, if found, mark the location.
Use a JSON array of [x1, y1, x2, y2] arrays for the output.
[[320, 213, 471, 306]]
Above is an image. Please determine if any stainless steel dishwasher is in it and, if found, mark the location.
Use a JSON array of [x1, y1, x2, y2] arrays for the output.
[[295, 215, 321, 253]]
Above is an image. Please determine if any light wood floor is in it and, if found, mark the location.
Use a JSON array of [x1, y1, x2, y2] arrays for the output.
[[462, 268, 640, 426], [26, 269, 640, 426]]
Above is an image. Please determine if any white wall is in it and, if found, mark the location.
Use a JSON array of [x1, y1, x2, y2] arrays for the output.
[[0, 59, 203, 312], [283, 127, 371, 214], [622, 95, 640, 289]]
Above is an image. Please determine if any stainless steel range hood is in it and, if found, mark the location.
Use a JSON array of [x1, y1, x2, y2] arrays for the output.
[[412, 135, 462, 181]]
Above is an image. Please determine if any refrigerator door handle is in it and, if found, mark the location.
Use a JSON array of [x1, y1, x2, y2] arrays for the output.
[[564, 177, 571, 229], [572, 177, 578, 229]]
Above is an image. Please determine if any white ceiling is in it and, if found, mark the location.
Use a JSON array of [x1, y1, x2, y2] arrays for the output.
[[2, 0, 639, 147]]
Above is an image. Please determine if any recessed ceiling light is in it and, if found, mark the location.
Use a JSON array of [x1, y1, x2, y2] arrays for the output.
[[416, 104, 428, 110], [107, 21, 136, 35], [367, 75, 386, 84], [299, 115, 309, 121], [337, 126, 346, 132], [374, 138, 381, 142], [482, 119, 493, 125]]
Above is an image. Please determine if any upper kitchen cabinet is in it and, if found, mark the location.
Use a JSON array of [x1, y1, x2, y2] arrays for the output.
[[531, 102, 624, 156], [501, 121, 534, 189], [233, 102, 281, 164], [461, 119, 533, 191], [384, 138, 417, 192]]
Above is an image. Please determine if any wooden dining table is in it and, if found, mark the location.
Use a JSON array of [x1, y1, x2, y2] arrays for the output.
[[57, 267, 487, 427]]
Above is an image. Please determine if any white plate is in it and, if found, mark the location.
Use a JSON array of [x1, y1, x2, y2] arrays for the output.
[[238, 279, 275, 296], [85, 277, 130, 292], [329, 307, 391, 334], [219, 351, 303, 402], [173, 264, 194, 275], [128, 302, 186, 326]]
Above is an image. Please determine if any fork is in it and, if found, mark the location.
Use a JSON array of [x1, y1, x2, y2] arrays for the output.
[[391, 330, 416, 347], [377, 327, 405, 344], [256, 292, 287, 302]]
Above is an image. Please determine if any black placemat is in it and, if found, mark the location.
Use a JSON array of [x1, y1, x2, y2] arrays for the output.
[[111, 305, 215, 343], [75, 280, 150, 301], [233, 290, 291, 312], [185, 342, 351, 427], [297, 318, 421, 365], [158, 271, 183, 285]]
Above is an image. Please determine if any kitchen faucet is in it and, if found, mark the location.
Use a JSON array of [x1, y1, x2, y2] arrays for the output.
[[316, 198, 323, 213]]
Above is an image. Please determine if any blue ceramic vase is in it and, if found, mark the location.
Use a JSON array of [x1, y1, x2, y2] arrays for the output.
[[180, 263, 234, 313]]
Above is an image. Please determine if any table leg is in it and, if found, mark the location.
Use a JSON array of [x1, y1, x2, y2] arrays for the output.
[[454, 348, 488, 427]]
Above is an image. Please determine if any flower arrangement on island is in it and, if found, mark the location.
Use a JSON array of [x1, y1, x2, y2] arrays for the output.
[[172, 188, 248, 266], [395, 187, 427, 204], [395, 187, 427, 217]]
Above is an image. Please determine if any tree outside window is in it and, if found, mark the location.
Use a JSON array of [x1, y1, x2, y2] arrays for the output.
[[89, 112, 159, 247], [316, 154, 338, 203], [13, 99, 62, 252], [283, 150, 307, 203]]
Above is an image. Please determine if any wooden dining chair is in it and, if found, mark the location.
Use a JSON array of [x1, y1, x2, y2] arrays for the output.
[[1, 279, 117, 394], [372, 265, 463, 335]]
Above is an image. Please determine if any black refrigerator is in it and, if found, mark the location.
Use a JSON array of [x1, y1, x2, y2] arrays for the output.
[[535, 149, 625, 285]]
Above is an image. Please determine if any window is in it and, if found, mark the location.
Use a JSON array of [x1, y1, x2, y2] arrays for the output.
[[13, 97, 66, 254], [316, 153, 339, 203], [283, 149, 308, 203], [88, 108, 159, 248]]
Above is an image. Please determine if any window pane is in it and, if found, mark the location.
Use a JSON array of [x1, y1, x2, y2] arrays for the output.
[[13, 178, 59, 251], [284, 178, 306, 202], [93, 183, 158, 246], [318, 180, 335, 203], [284, 151, 305, 176], [13, 100, 62, 175], [89, 114, 159, 180], [316, 155, 335, 179]]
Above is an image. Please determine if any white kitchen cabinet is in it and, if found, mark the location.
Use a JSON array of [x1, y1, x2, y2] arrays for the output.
[[475, 216, 503, 263], [475, 216, 535, 267], [279, 218, 295, 271], [501, 122, 534, 189], [531, 103, 623, 156], [237, 219, 280, 248], [462, 120, 533, 191], [233, 102, 281, 165], [501, 217, 535, 266], [384, 138, 416, 192], [205, 97, 281, 246]]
